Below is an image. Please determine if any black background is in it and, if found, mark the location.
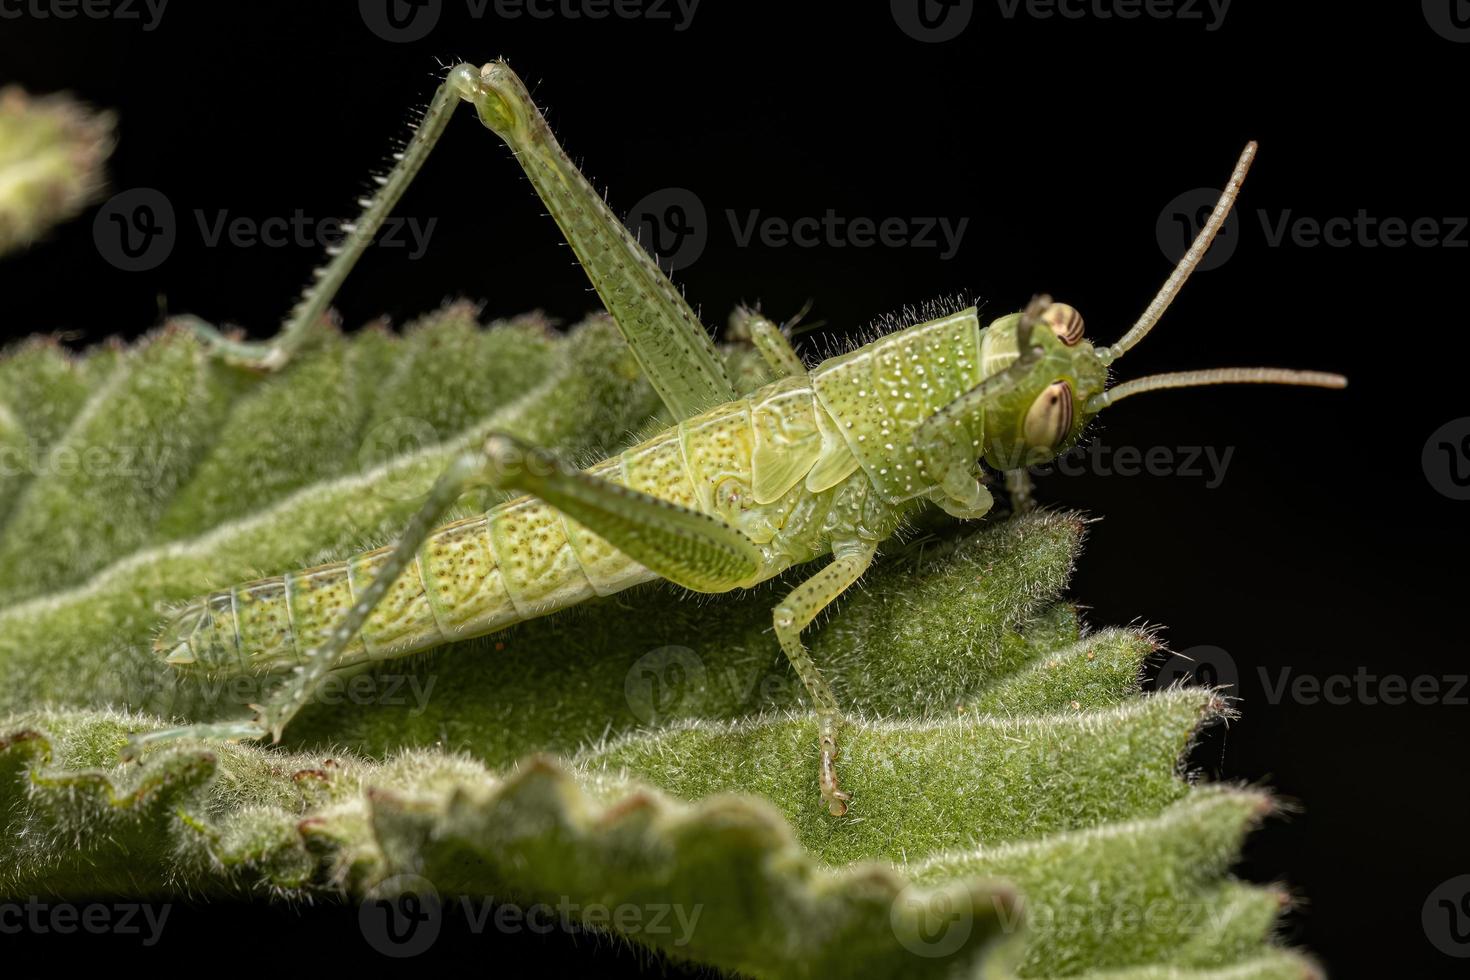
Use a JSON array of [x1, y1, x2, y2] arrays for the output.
[[0, 3, 1464, 976]]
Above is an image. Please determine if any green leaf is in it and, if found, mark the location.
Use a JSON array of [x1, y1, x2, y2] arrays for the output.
[[909, 787, 1279, 975], [0, 327, 249, 603], [0, 311, 1308, 977], [0, 710, 1022, 979], [579, 690, 1223, 865]]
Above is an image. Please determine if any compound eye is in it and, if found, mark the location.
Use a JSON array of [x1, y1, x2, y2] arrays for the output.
[[1042, 302, 1085, 345], [1023, 380, 1075, 448]]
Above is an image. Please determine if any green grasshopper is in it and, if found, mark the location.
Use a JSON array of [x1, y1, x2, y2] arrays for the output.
[[126, 61, 1346, 815]]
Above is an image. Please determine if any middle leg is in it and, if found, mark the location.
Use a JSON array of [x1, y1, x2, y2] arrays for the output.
[[772, 541, 876, 817], [1004, 468, 1036, 513], [729, 306, 807, 378]]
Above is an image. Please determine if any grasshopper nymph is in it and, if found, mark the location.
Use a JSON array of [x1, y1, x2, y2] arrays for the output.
[[127, 61, 1345, 816]]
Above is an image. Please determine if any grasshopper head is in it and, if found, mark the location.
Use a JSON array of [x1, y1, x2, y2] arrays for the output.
[[986, 143, 1351, 472], [978, 298, 1109, 470], [978, 284, 1348, 474]]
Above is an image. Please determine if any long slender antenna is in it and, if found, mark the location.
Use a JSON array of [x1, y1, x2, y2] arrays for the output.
[[1099, 141, 1257, 365], [1086, 367, 1347, 413]]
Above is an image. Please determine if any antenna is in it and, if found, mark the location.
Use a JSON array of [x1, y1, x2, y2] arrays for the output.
[[1099, 141, 1257, 365], [1086, 367, 1347, 413]]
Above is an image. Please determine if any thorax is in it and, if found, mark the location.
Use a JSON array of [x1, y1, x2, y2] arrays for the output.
[[809, 308, 986, 503], [606, 372, 907, 584]]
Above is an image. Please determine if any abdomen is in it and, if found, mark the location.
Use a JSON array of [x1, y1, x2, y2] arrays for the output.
[[165, 380, 863, 675]]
